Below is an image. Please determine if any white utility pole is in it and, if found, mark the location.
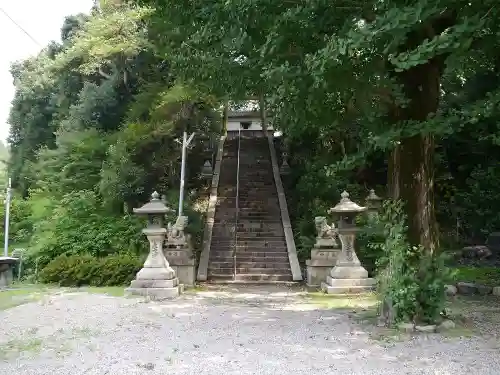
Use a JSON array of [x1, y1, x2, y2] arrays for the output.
[[178, 131, 195, 217], [4, 178, 12, 257]]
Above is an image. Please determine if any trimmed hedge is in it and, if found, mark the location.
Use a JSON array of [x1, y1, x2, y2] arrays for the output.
[[39, 253, 143, 287], [452, 266, 500, 287]]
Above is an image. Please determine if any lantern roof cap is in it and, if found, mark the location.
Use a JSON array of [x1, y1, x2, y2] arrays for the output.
[[133, 191, 171, 215], [328, 191, 367, 214], [366, 189, 382, 202]]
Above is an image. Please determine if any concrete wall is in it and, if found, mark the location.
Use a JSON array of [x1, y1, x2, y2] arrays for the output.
[[227, 117, 261, 131], [226, 117, 274, 132]]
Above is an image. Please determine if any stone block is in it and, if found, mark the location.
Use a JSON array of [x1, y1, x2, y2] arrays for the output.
[[170, 264, 196, 286], [397, 322, 415, 332], [306, 262, 331, 288], [135, 267, 176, 280], [477, 284, 492, 295], [321, 282, 375, 295], [126, 286, 180, 300], [325, 276, 376, 287], [310, 249, 340, 261], [486, 232, 500, 254], [461, 245, 492, 259], [329, 265, 369, 279], [415, 325, 436, 333], [306, 249, 339, 288], [456, 282, 477, 295], [493, 286, 500, 296], [314, 239, 338, 249], [445, 284, 457, 296], [164, 248, 196, 286], [0, 257, 17, 289], [130, 279, 178, 288], [438, 319, 456, 331]]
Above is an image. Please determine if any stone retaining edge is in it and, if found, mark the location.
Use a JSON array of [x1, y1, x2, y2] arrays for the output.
[[447, 281, 500, 296], [197, 136, 226, 281], [265, 132, 303, 281]]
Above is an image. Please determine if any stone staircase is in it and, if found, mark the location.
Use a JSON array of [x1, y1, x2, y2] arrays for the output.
[[207, 132, 292, 282]]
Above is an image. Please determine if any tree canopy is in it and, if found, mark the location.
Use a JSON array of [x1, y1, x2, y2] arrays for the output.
[[4, 0, 500, 295]]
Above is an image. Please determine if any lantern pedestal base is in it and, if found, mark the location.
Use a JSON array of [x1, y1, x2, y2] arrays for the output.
[[321, 276, 375, 294], [126, 286, 181, 300], [126, 268, 181, 300], [321, 265, 375, 294], [126, 227, 181, 300]]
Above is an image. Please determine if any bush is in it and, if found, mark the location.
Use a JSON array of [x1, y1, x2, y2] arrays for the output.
[[375, 200, 453, 325], [27, 190, 146, 269], [452, 266, 500, 286], [39, 253, 143, 287], [356, 213, 385, 277]]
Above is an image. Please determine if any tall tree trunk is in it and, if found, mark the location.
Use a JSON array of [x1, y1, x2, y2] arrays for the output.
[[259, 94, 266, 130], [385, 11, 455, 252], [388, 58, 443, 253], [222, 102, 229, 135], [387, 143, 400, 199]]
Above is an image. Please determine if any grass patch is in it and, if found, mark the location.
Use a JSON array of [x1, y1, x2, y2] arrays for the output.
[[304, 291, 378, 310], [184, 284, 209, 293], [443, 294, 500, 337], [0, 283, 130, 310], [0, 338, 43, 360], [452, 266, 500, 286], [0, 284, 54, 310], [80, 286, 126, 297]]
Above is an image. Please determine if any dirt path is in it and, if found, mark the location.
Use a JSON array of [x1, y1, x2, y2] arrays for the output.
[[0, 285, 499, 374]]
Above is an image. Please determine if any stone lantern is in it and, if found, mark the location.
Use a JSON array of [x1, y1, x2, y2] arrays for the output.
[[126, 191, 181, 299], [366, 189, 382, 219], [201, 160, 213, 180], [279, 152, 291, 175], [321, 191, 375, 294]]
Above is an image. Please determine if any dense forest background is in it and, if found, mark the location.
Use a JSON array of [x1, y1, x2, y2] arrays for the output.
[[1, 0, 500, 302]]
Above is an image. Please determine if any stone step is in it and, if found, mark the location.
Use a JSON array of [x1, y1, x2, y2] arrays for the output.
[[208, 273, 293, 282], [212, 232, 284, 239], [214, 218, 282, 222], [210, 255, 290, 263], [213, 228, 284, 233], [212, 247, 288, 254], [213, 218, 282, 224], [215, 201, 280, 206], [209, 261, 290, 269], [214, 207, 281, 212], [210, 253, 288, 263], [211, 238, 286, 244], [214, 216, 282, 221], [208, 267, 292, 274]]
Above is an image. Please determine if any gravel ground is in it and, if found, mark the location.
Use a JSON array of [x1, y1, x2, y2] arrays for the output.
[[1, 286, 499, 375]]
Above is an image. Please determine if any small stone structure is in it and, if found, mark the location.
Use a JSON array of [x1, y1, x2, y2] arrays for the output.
[[321, 191, 376, 294], [306, 217, 341, 289], [126, 192, 181, 300], [365, 189, 382, 220], [486, 232, 500, 255], [0, 257, 18, 289], [279, 152, 291, 176], [164, 215, 196, 286], [201, 160, 213, 179]]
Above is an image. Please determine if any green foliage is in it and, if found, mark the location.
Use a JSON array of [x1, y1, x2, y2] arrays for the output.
[[0, 195, 32, 246], [39, 253, 143, 287], [452, 266, 500, 287], [375, 200, 453, 325], [138, 0, 500, 252], [454, 164, 500, 239], [27, 190, 146, 268], [356, 213, 386, 277], [6, 3, 216, 287]]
